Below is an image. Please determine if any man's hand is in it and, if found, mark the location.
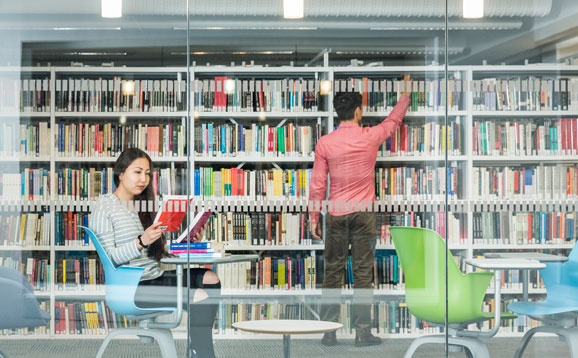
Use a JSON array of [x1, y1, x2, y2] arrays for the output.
[[401, 74, 412, 98], [311, 222, 322, 240]]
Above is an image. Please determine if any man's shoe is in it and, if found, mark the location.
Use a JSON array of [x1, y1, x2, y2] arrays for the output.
[[354, 330, 382, 347], [321, 331, 337, 346]]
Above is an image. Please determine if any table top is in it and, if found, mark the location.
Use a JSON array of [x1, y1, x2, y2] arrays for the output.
[[484, 252, 568, 262], [465, 258, 546, 270], [161, 254, 259, 265], [232, 320, 343, 335]]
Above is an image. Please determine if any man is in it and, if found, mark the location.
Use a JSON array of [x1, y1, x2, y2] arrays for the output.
[[309, 75, 411, 346]]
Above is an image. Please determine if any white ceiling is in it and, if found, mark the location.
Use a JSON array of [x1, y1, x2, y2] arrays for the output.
[[1, 0, 577, 66]]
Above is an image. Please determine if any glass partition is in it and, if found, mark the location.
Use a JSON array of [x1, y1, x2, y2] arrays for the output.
[[449, 0, 578, 356]]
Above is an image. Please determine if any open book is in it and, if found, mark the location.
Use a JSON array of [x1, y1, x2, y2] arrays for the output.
[[176, 209, 213, 243], [153, 195, 192, 232]]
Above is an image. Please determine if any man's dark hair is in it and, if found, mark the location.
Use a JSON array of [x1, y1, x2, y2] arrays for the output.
[[333, 92, 362, 121]]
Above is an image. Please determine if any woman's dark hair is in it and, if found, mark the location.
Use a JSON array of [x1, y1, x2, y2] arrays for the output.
[[333, 92, 362, 121], [114, 148, 172, 262]]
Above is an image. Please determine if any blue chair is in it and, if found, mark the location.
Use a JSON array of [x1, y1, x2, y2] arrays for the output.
[[508, 247, 578, 358], [79, 226, 181, 358], [0, 266, 50, 358]]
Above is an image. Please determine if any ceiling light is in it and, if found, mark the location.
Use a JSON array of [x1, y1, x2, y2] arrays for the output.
[[122, 81, 135, 96], [320, 80, 332, 96], [224, 80, 235, 94], [102, 0, 122, 18], [283, 0, 304, 19], [463, 0, 484, 19]]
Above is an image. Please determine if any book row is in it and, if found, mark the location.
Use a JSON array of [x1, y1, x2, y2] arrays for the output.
[[54, 301, 134, 335], [0, 122, 50, 158], [55, 257, 104, 290], [6, 75, 578, 113], [54, 78, 186, 113], [471, 76, 578, 112], [206, 212, 314, 246], [0, 169, 50, 201], [192, 77, 321, 112], [0, 256, 50, 291], [0, 165, 465, 201], [334, 78, 465, 112], [473, 118, 578, 156], [473, 211, 578, 245], [472, 165, 578, 199], [56, 121, 187, 158], [54, 167, 185, 200], [194, 122, 322, 157], [0, 212, 51, 247], [217, 255, 320, 291], [0, 78, 50, 112], [375, 166, 460, 200], [377, 211, 466, 245], [375, 121, 463, 157]]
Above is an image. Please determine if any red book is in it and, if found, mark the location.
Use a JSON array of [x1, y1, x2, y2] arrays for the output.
[[258, 80, 265, 111], [153, 196, 192, 231], [527, 213, 533, 243], [73, 213, 77, 243], [171, 249, 216, 254], [400, 124, 407, 153], [561, 119, 567, 154], [176, 209, 213, 243], [571, 118, 578, 154], [231, 168, 238, 196]]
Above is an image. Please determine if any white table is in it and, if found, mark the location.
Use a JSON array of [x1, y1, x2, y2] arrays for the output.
[[463, 259, 546, 339], [233, 319, 342, 358], [483, 253, 567, 301]]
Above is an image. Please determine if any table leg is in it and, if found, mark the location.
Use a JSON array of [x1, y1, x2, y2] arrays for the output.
[[283, 334, 291, 358]]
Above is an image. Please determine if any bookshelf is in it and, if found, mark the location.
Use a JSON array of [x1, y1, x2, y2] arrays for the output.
[[1, 64, 578, 339]]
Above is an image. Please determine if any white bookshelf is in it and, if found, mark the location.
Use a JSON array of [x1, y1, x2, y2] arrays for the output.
[[2, 64, 578, 340]]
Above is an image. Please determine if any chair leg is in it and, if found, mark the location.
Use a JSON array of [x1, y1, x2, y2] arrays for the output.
[[513, 326, 540, 358], [403, 335, 489, 358], [0, 349, 7, 358], [558, 327, 578, 358], [96, 328, 177, 358], [514, 326, 578, 358], [146, 329, 178, 358]]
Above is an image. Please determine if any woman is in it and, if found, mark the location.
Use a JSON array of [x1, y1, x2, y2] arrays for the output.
[[89, 147, 220, 358]]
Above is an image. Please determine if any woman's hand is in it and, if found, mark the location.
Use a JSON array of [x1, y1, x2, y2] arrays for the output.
[[191, 225, 206, 243], [141, 222, 165, 246]]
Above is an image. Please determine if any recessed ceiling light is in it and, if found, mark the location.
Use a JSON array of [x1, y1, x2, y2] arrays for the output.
[[283, 0, 304, 19], [463, 0, 484, 19]]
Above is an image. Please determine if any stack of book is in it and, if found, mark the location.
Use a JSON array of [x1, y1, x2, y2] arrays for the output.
[[169, 242, 224, 259]]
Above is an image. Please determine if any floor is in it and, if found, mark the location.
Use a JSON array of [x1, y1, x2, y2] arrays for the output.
[[0, 336, 570, 357]]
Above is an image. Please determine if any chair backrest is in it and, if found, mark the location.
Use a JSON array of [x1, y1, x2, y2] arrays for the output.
[[541, 245, 578, 306], [79, 225, 149, 316], [389, 226, 475, 323], [0, 267, 50, 329]]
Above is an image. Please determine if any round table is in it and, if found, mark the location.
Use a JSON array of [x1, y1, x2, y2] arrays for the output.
[[232, 319, 343, 358]]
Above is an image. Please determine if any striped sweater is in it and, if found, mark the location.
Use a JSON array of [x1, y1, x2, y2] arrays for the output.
[[89, 193, 163, 281]]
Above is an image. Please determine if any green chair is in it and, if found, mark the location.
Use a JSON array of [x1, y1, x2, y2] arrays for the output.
[[390, 226, 516, 358]]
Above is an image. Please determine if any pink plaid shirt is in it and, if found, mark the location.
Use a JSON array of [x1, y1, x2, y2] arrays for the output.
[[308, 95, 410, 224]]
